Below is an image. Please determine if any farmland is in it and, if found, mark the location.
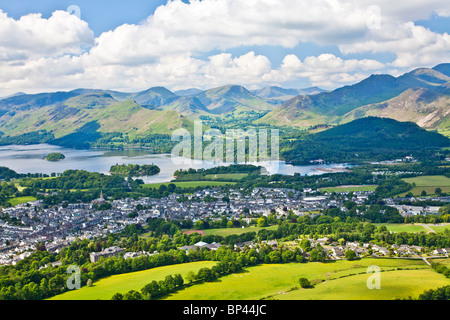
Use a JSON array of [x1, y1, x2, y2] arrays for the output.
[[374, 223, 428, 233], [428, 224, 450, 233], [203, 225, 279, 237], [7, 196, 37, 206], [400, 175, 450, 196], [204, 173, 248, 180], [165, 258, 446, 300], [320, 185, 377, 193], [275, 269, 448, 300], [49, 261, 217, 300]]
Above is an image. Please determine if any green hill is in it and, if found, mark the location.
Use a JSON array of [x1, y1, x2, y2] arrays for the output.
[[0, 94, 195, 149], [281, 117, 450, 164]]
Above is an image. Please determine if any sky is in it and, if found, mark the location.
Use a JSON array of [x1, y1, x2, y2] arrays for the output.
[[0, 0, 449, 96]]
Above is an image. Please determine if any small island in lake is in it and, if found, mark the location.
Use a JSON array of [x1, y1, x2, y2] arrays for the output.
[[110, 164, 160, 176], [45, 153, 65, 161]]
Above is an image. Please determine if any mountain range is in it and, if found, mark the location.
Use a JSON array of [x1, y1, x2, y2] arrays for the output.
[[256, 64, 450, 133], [0, 63, 449, 147]]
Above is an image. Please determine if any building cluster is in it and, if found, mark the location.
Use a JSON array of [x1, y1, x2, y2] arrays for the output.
[[0, 185, 448, 266]]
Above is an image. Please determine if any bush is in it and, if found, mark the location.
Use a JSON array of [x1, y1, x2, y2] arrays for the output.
[[299, 278, 312, 288]]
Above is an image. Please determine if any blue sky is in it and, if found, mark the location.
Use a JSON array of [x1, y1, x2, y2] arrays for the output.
[[0, 1, 168, 36], [0, 0, 448, 95]]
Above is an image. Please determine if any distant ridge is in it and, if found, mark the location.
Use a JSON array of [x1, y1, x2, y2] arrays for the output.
[[257, 63, 450, 131]]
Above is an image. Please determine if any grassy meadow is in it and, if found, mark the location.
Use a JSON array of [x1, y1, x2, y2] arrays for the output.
[[204, 173, 248, 180], [276, 269, 448, 300], [374, 223, 428, 233], [320, 185, 377, 193], [7, 196, 37, 206], [428, 224, 450, 233], [400, 175, 450, 196], [165, 258, 445, 300], [203, 225, 279, 237], [49, 261, 217, 300]]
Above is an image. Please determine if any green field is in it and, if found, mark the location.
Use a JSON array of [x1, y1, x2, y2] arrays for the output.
[[428, 224, 450, 233], [8, 196, 37, 206], [203, 225, 278, 237], [320, 185, 377, 193], [276, 269, 448, 300], [400, 175, 450, 196], [204, 173, 248, 180], [438, 129, 450, 138], [143, 181, 236, 189], [432, 258, 450, 267], [49, 261, 217, 300], [375, 223, 428, 233], [165, 258, 441, 300]]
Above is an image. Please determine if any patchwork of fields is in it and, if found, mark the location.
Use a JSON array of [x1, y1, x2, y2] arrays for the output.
[[165, 258, 448, 300], [49, 258, 448, 301], [400, 175, 450, 196]]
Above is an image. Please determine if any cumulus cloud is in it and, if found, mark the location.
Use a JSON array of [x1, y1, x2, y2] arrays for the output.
[[0, 10, 94, 61], [265, 53, 385, 88], [340, 22, 450, 68], [0, 0, 449, 95]]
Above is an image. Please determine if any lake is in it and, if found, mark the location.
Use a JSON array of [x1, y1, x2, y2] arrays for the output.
[[0, 144, 352, 183]]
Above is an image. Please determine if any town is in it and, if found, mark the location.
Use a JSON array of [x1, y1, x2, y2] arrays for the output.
[[1, 185, 449, 266]]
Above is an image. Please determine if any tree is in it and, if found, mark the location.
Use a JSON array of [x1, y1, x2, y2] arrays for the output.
[[111, 293, 124, 300], [435, 188, 442, 195], [185, 271, 197, 284], [257, 216, 268, 227], [345, 249, 358, 261], [268, 251, 281, 263], [194, 220, 205, 230], [141, 281, 160, 299], [299, 238, 312, 252], [309, 245, 327, 262], [299, 278, 312, 288]]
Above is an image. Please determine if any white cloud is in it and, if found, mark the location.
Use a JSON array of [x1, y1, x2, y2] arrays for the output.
[[0, 10, 94, 61], [340, 22, 450, 68], [0, 0, 449, 95], [264, 53, 384, 88]]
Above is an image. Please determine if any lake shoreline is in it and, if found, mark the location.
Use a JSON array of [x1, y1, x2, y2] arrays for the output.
[[0, 144, 355, 184]]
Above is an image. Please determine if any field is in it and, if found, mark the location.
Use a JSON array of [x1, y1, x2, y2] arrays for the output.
[[320, 185, 377, 193], [49, 261, 217, 300], [165, 258, 447, 300], [375, 223, 428, 233], [400, 175, 450, 196], [204, 173, 248, 180], [203, 225, 278, 237], [433, 258, 450, 267], [143, 181, 236, 189], [438, 129, 450, 138], [428, 224, 450, 233], [276, 269, 448, 300], [7, 196, 37, 206]]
